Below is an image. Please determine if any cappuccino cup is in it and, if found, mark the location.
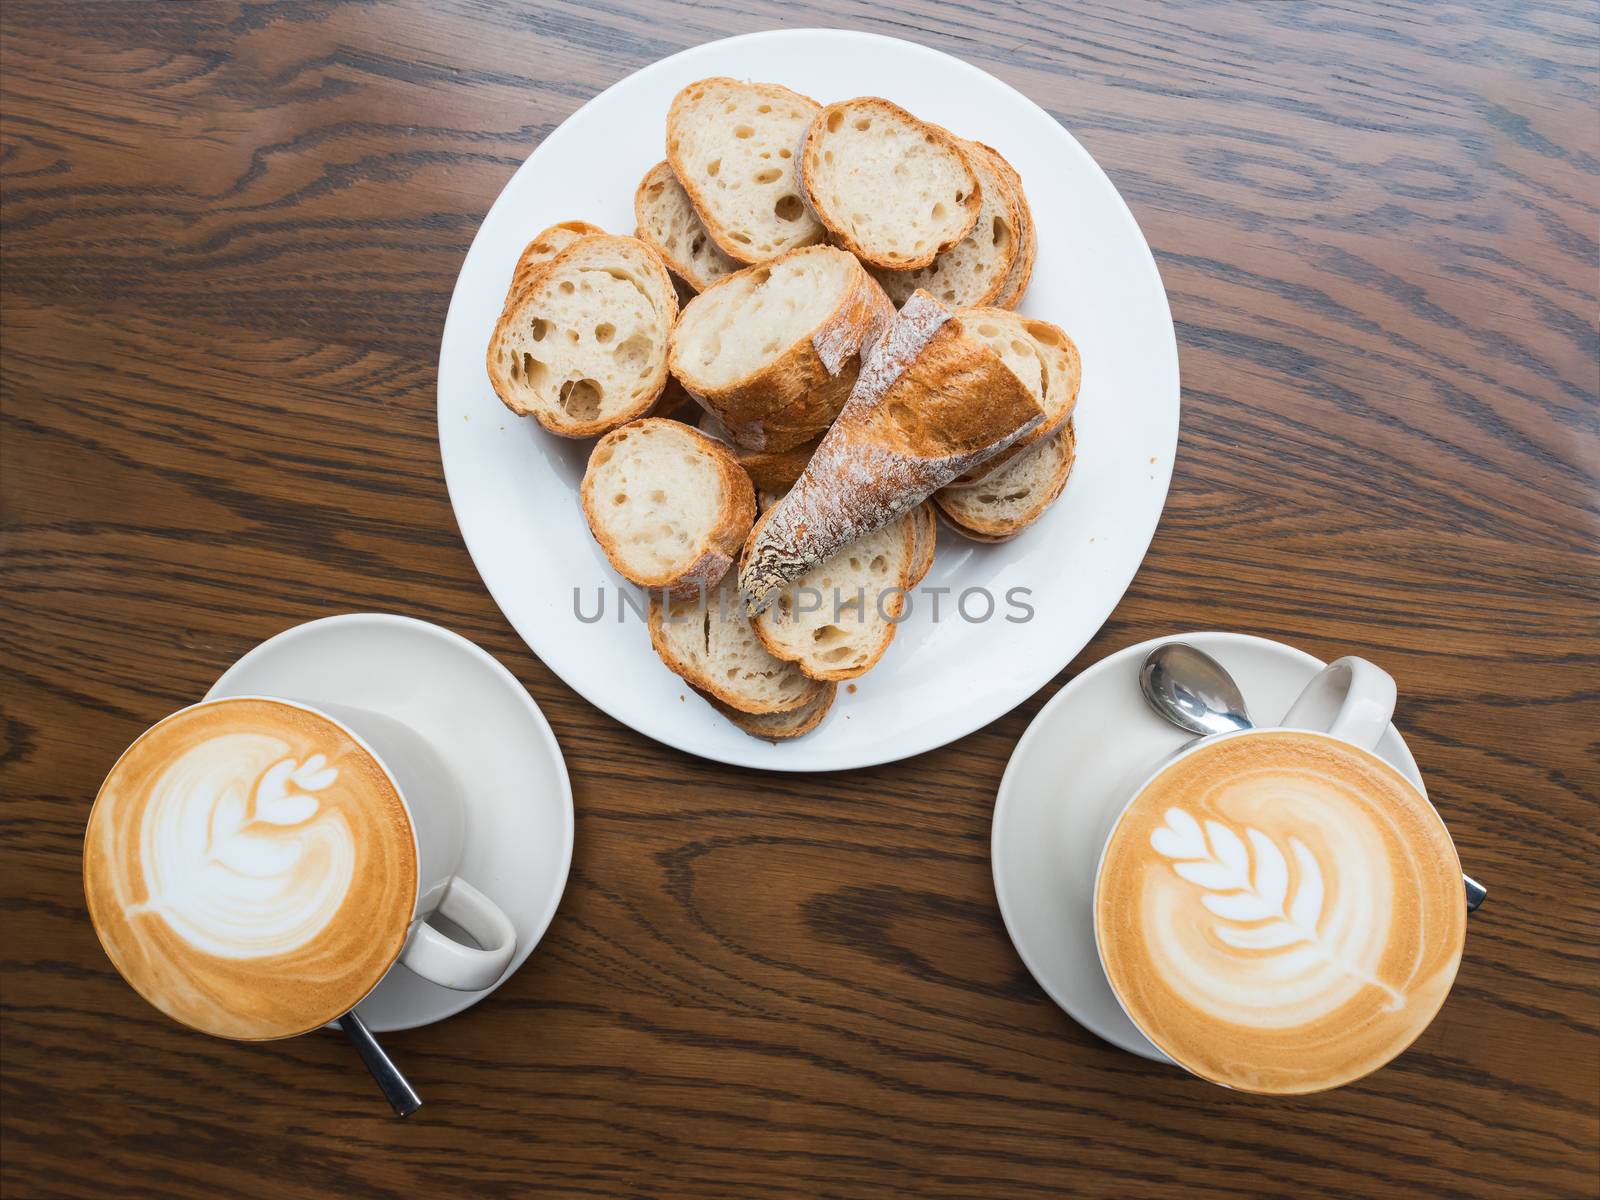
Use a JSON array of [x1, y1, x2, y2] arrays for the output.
[[84, 695, 517, 1041], [1093, 658, 1467, 1094]]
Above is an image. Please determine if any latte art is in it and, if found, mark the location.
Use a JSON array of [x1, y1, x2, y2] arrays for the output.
[[85, 699, 417, 1040], [1096, 731, 1466, 1094], [130, 741, 356, 960]]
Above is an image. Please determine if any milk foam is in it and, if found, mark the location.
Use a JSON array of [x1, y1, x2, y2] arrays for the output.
[[128, 735, 356, 960], [1095, 731, 1466, 1094], [84, 699, 417, 1041]]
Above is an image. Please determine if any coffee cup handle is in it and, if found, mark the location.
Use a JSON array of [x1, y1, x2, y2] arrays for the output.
[[1281, 656, 1397, 751], [398, 880, 517, 992]]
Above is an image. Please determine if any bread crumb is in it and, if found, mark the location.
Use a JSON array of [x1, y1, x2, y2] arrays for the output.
[[1148, 455, 1155, 464], [846, 683, 857, 694]]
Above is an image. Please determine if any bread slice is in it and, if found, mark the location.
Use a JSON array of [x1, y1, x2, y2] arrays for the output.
[[949, 309, 1080, 484], [699, 411, 821, 494], [665, 78, 826, 265], [739, 290, 1045, 610], [869, 139, 1020, 309], [634, 161, 741, 293], [648, 568, 824, 714], [581, 419, 755, 596], [973, 144, 1035, 309], [698, 682, 836, 740], [504, 221, 606, 309], [487, 235, 678, 437], [937, 420, 1077, 541], [799, 99, 981, 270], [908, 500, 937, 587], [669, 245, 892, 451], [749, 507, 916, 681]]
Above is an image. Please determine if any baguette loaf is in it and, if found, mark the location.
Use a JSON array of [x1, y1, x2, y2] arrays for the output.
[[748, 506, 917, 681], [949, 309, 1080, 483], [666, 78, 826, 264], [669, 245, 892, 451], [634, 161, 741, 293], [869, 139, 1020, 309], [973, 143, 1035, 309], [648, 569, 825, 714], [699, 411, 822, 494], [739, 290, 1044, 610], [487, 235, 678, 437], [937, 420, 1077, 541], [698, 682, 836, 740], [504, 221, 606, 309], [799, 99, 981, 270], [581, 419, 755, 597]]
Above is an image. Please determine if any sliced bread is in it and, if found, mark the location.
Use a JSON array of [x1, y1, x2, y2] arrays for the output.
[[739, 289, 1044, 611], [699, 411, 822, 494], [949, 308, 1080, 483], [504, 221, 606, 308], [973, 144, 1035, 309], [799, 99, 981, 270], [698, 682, 837, 740], [869, 139, 1020, 309], [749, 506, 917, 681], [487, 234, 678, 437], [665, 78, 826, 264], [634, 161, 741, 293], [908, 499, 938, 587], [581, 419, 755, 597], [669, 245, 892, 451], [648, 568, 825, 714], [937, 420, 1077, 541]]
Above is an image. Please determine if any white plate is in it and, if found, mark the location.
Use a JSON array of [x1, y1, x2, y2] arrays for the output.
[[207, 614, 574, 1032], [991, 632, 1426, 1060], [437, 28, 1180, 771]]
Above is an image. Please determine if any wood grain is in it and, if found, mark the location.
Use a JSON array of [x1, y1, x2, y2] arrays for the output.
[[2, 2, 1596, 1196]]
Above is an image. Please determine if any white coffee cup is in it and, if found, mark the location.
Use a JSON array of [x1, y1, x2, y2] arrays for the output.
[[1090, 657, 1469, 1093], [234, 694, 516, 998]]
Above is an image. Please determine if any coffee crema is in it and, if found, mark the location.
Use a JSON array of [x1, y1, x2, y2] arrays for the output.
[[84, 698, 417, 1040], [1095, 730, 1465, 1094]]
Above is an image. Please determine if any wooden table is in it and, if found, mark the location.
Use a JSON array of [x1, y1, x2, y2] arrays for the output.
[[3, 2, 1595, 1196]]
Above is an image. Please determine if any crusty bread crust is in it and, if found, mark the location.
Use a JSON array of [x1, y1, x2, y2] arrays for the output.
[[581, 418, 755, 598], [487, 234, 679, 438], [698, 682, 836, 739], [799, 98, 982, 270], [739, 290, 1044, 609], [951, 309, 1081, 483], [972, 143, 1035, 309], [669, 245, 893, 452], [503, 221, 607, 311], [700, 412, 821, 494], [666, 77, 825, 265], [937, 420, 1077, 541]]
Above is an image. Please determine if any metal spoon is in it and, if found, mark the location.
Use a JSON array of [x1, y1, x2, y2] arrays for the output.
[[337, 1010, 421, 1117], [1139, 643, 1487, 912]]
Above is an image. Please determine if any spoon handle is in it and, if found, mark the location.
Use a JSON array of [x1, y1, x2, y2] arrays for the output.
[[1463, 874, 1487, 912], [338, 1010, 421, 1117]]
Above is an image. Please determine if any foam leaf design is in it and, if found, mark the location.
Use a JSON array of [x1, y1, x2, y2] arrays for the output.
[[1148, 806, 1404, 1008], [251, 756, 339, 827], [1150, 807, 1322, 948]]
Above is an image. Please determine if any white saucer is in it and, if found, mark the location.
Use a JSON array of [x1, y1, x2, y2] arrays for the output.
[[991, 632, 1426, 1062], [206, 613, 574, 1032]]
